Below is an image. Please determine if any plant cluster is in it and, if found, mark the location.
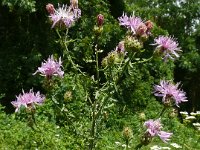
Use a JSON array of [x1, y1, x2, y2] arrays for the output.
[[1, 0, 200, 149]]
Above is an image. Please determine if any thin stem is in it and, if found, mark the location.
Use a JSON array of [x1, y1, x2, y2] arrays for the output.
[[56, 29, 62, 39], [95, 44, 99, 88], [158, 107, 167, 118], [116, 52, 136, 85], [132, 56, 153, 65], [125, 139, 129, 150], [89, 100, 96, 150], [58, 29, 84, 75]]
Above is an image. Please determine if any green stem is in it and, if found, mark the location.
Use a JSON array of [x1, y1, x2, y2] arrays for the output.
[[89, 100, 96, 150], [125, 139, 129, 150], [58, 29, 84, 75], [95, 44, 99, 88], [158, 107, 166, 118], [116, 52, 136, 85], [132, 56, 153, 65]]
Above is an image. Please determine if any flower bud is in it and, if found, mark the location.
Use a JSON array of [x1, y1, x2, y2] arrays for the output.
[[70, 0, 78, 9], [136, 24, 147, 36], [64, 91, 73, 101], [141, 132, 152, 146], [101, 57, 108, 67], [116, 41, 125, 53], [122, 127, 133, 141], [124, 36, 143, 52], [46, 3, 55, 14], [97, 14, 104, 27], [139, 112, 146, 121], [145, 20, 153, 30]]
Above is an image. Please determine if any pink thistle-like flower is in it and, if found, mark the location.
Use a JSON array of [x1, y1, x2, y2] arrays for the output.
[[33, 55, 64, 78], [49, 3, 81, 28], [153, 36, 181, 61], [154, 80, 188, 107], [118, 13, 149, 36], [144, 119, 173, 143], [11, 89, 45, 112], [118, 13, 130, 26]]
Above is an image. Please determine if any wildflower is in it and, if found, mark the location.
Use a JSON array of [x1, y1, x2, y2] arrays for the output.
[[118, 13, 152, 37], [153, 36, 181, 61], [11, 89, 45, 112], [33, 55, 64, 78], [97, 14, 104, 27], [154, 80, 187, 107], [180, 111, 188, 116], [193, 123, 200, 127], [150, 145, 171, 150], [185, 116, 196, 120], [190, 112, 197, 116], [144, 119, 172, 143], [48, 3, 81, 28]]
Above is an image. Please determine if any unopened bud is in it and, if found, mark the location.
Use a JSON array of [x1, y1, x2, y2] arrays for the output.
[[145, 20, 153, 30], [136, 24, 147, 36], [141, 132, 152, 146], [123, 127, 133, 141], [46, 3, 55, 14], [97, 14, 104, 27], [64, 91, 72, 101], [124, 36, 143, 52], [116, 41, 125, 53], [139, 112, 146, 121], [70, 0, 78, 9]]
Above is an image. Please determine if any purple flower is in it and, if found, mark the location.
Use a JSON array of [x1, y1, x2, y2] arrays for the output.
[[144, 119, 172, 143], [154, 80, 187, 107], [118, 13, 148, 36], [11, 89, 45, 112], [153, 36, 181, 60], [49, 4, 81, 28], [33, 55, 64, 78]]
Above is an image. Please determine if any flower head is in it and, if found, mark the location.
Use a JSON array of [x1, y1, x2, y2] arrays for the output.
[[11, 89, 45, 112], [34, 55, 64, 78], [144, 119, 172, 143], [118, 13, 152, 37], [48, 3, 81, 28], [154, 80, 187, 107], [153, 36, 181, 61]]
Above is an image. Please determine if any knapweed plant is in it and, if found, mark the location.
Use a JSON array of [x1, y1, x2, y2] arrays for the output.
[[9, 1, 189, 149]]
